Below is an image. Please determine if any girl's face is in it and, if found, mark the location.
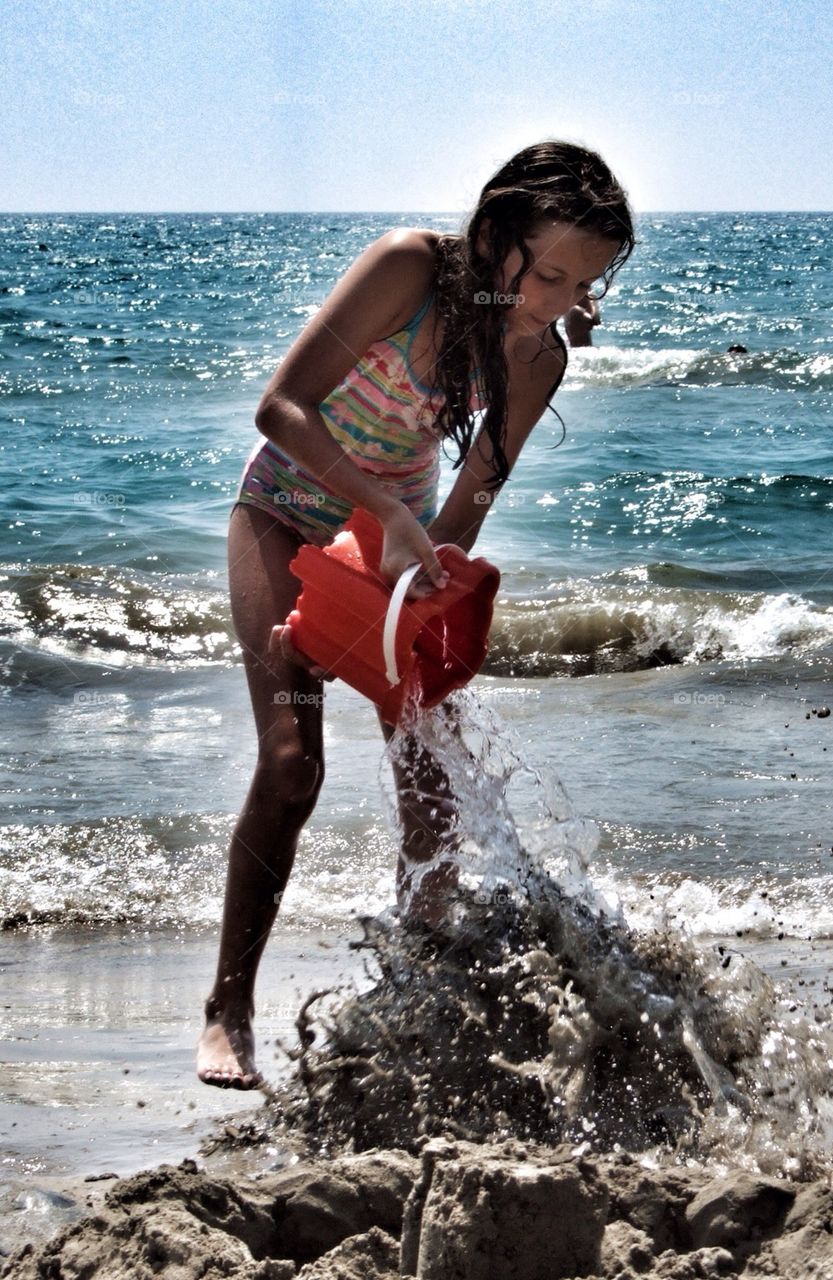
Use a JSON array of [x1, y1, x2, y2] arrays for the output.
[[476, 217, 621, 332]]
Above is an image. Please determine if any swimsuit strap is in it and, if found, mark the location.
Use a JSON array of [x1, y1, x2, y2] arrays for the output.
[[378, 289, 434, 347], [401, 289, 434, 334]]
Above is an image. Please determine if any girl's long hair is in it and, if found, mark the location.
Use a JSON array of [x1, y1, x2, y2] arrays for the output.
[[422, 139, 636, 491]]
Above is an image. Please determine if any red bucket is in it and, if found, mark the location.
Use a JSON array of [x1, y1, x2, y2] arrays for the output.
[[283, 506, 501, 725]]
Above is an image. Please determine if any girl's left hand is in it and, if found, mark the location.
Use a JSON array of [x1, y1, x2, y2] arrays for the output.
[[378, 504, 451, 601]]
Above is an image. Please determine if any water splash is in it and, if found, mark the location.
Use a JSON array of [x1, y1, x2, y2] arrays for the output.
[[378, 687, 609, 920], [254, 689, 833, 1180]]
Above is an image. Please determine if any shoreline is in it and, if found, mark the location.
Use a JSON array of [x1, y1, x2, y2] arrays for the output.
[[0, 921, 369, 1258]]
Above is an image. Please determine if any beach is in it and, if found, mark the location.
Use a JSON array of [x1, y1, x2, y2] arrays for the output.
[[2, 210, 833, 1275], [5, 872, 833, 1277]]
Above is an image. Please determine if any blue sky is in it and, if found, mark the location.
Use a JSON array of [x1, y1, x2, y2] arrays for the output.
[[2, 0, 831, 212]]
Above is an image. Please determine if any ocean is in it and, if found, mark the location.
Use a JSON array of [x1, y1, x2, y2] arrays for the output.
[[1, 211, 832, 1236]]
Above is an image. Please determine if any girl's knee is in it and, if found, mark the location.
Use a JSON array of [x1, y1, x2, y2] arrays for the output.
[[256, 743, 325, 809]]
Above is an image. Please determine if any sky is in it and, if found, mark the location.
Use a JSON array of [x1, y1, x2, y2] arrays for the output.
[[1, 0, 831, 213]]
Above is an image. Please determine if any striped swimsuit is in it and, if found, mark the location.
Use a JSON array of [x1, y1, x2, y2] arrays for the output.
[[234, 290, 487, 546]]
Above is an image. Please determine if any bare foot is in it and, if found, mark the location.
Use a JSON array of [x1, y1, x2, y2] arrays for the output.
[[196, 998, 264, 1090]]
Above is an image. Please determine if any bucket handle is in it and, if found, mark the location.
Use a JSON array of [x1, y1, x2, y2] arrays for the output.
[[382, 547, 456, 686]]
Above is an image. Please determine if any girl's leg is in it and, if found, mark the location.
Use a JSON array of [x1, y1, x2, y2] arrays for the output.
[[377, 704, 467, 925], [197, 503, 325, 1088]]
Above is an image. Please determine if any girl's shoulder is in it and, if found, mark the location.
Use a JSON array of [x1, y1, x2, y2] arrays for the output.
[[374, 227, 444, 337], [385, 227, 447, 284], [385, 226, 463, 274], [396, 226, 444, 252], [382, 226, 443, 261]]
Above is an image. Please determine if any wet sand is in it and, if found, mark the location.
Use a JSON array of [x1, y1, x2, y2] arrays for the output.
[[0, 922, 368, 1258]]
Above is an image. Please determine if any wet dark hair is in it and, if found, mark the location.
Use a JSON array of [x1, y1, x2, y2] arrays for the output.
[[421, 139, 636, 491]]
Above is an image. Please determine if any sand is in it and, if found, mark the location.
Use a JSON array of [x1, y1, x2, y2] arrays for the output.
[[3, 1139, 833, 1279]]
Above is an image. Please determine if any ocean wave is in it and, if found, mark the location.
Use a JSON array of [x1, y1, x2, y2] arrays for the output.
[[3, 556, 833, 687], [485, 577, 833, 676], [563, 345, 833, 390], [534, 472, 833, 560], [0, 814, 396, 931], [0, 562, 235, 678], [582, 470, 833, 518], [0, 814, 228, 931], [6, 811, 833, 943], [597, 866, 833, 943]]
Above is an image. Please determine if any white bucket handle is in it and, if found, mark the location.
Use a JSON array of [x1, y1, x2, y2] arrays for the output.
[[382, 546, 456, 686]]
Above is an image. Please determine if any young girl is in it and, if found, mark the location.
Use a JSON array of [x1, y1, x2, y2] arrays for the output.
[[197, 139, 636, 1088]]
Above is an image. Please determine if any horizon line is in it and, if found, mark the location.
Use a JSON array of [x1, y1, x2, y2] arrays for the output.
[[1, 208, 832, 217]]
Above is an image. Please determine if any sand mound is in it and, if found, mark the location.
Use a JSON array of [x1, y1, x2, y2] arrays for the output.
[[3, 1141, 831, 1279], [5, 874, 833, 1279], [0, 1150, 414, 1280]]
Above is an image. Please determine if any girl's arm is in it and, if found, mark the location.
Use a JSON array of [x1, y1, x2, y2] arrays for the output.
[[255, 228, 448, 597], [428, 339, 567, 554]]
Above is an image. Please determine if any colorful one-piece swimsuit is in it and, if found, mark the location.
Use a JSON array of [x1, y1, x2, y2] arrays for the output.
[[233, 290, 487, 547]]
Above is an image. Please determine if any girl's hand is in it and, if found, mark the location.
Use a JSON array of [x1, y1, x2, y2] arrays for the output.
[[379, 504, 450, 601], [268, 624, 336, 681]]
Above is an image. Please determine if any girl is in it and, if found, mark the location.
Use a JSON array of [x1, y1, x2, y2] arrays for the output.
[[197, 139, 636, 1088]]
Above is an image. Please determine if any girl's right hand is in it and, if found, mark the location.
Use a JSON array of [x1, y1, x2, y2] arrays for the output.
[[269, 623, 336, 680], [378, 504, 450, 601]]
